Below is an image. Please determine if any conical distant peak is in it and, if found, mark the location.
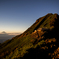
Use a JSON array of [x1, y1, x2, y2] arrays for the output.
[[1, 31, 7, 34]]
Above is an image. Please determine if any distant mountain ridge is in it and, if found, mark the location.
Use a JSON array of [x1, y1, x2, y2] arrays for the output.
[[0, 13, 59, 59]]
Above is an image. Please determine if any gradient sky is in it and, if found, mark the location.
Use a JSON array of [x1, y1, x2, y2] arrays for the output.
[[0, 0, 59, 33]]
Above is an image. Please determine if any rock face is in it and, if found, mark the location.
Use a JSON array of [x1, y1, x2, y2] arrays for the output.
[[0, 13, 59, 59]]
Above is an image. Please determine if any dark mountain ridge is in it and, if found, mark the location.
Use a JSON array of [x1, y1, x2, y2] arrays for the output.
[[0, 13, 59, 59]]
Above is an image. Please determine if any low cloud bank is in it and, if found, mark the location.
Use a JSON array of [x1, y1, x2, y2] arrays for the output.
[[0, 31, 21, 43]]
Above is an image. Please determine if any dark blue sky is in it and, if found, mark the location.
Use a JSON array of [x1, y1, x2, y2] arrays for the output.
[[0, 0, 59, 33]]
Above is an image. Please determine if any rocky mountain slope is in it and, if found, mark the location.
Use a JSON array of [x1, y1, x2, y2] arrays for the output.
[[0, 13, 59, 59]]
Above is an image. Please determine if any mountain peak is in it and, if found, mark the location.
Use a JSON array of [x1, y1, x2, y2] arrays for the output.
[[0, 13, 59, 59], [1, 31, 7, 34]]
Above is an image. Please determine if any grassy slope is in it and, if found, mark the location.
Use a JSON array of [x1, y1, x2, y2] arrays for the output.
[[0, 13, 58, 59]]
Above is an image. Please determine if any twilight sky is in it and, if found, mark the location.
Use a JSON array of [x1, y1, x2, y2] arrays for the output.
[[0, 0, 59, 33]]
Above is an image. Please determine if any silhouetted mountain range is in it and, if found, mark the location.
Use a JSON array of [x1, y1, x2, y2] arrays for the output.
[[0, 13, 59, 59]]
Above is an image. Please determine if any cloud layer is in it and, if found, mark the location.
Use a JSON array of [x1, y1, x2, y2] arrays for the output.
[[0, 31, 21, 43]]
